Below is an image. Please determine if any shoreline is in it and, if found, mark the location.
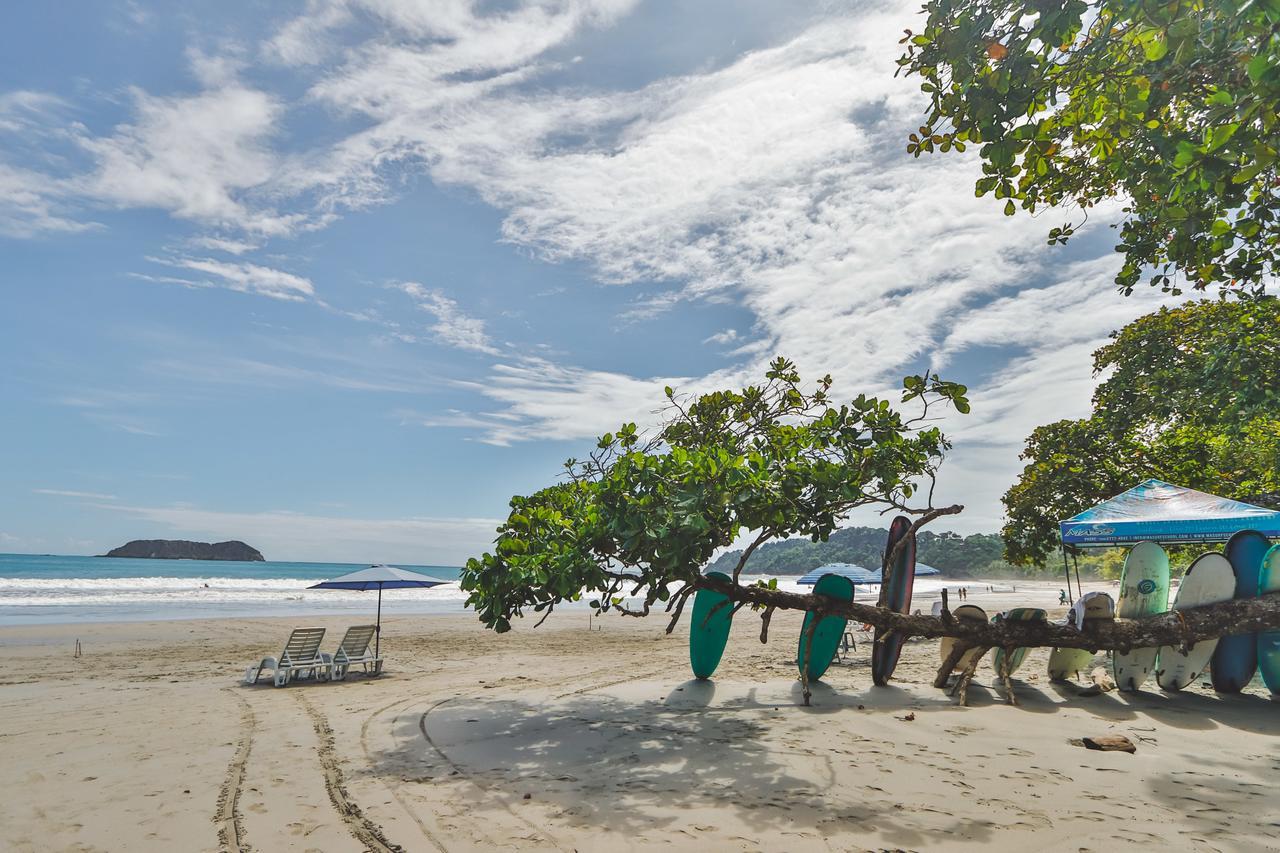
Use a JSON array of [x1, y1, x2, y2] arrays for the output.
[[0, 572, 1081, 627]]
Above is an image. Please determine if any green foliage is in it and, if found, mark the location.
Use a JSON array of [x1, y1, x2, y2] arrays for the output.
[[1002, 299, 1280, 565], [461, 358, 970, 631], [899, 0, 1280, 295], [708, 526, 1010, 576]]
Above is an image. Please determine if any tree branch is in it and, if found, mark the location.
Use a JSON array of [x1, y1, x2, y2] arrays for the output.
[[732, 529, 773, 584], [882, 503, 965, 573], [691, 574, 1280, 652]]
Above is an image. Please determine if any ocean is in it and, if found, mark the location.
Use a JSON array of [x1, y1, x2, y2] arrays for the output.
[[0, 553, 976, 626], [0, 553, 468, 626]]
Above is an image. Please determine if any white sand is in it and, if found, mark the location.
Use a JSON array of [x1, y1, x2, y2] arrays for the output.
[[2, 579, 1277, 851]]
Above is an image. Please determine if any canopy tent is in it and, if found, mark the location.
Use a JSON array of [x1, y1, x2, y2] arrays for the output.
[[1059, 479, 1280, 548], [796, 562, 941, 586], [308, 565, 450, 659]]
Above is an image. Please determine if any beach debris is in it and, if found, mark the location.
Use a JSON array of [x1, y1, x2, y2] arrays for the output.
[[1090, 667, 1116, 692], [897, 712, 916, 721], [1079, 735, 1137, 754], [523, 793, 532, 800]]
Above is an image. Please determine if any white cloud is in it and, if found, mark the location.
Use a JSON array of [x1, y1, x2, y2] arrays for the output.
[[145, 256, 315, 301], [96, 501, 503, 564], [703, 329, 739, 346], [0, 164, 94, 238], [77, 78, 303, 235], [186, 235, 260, 255], [33, 488, 119, 501], [397, 282, 500, 354], [451, 356, 711, 444], [0, 90, 67, 132]]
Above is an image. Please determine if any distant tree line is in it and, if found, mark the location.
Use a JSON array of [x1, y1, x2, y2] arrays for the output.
[[708, 526, 1033, 577]]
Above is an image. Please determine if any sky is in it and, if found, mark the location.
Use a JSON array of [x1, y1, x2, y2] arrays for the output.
[[0, 0, 1176, 564]]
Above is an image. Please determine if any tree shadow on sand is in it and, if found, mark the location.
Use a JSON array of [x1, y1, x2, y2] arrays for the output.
[[359, 679, 1005, 847]]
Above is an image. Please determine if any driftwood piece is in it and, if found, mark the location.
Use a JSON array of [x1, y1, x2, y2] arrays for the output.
[[996, 651, 1018, 706], [1081, 735, 1136, 754], [691, 575, 1280, 653], [933, 642, 970, 688], [951, 646, 990, 707]]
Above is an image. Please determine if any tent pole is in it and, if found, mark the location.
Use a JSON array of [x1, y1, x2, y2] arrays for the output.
[[375, 584, 382, 659], [1072, 552, 1083, 602], [1061, 545, 1073, 604]]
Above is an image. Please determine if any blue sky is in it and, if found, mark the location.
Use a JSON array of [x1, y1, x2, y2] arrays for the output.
[[0, 0, 1173, 563]]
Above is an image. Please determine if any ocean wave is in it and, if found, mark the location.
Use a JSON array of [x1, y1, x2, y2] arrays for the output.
[[0, 573, 970, 609], [0, 576, 471, 607]]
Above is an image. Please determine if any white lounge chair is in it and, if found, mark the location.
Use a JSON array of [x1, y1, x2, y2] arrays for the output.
[[243, 627, 328, 687], [322, 624, 382, 680]]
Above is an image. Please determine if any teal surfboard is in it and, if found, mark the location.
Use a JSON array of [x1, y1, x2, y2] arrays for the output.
[[1258, 544, 1280, 697], [689, 571, 734, 680], [797, 573, 855, 681], [1211, 529, 1269, 693], [1113, 541, 1170, 691], [992, 607, 1047, 677]]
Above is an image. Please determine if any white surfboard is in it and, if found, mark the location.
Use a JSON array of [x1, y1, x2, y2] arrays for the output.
[[1156, 553, 1235, 691], [1048, 592, 1114, 681], [1113, 541, 1171, 691], [938, 604, 988, 673]]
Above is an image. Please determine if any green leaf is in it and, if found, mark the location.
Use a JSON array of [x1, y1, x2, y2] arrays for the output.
[[1172, 141, 1197, 168], [1205, 123, 1238, 152], [1247, 54, 1271, 83], [1140, 30, 1168, 61]]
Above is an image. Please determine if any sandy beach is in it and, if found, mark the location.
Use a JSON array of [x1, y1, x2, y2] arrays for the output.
[[2, 579, 1277, 852]]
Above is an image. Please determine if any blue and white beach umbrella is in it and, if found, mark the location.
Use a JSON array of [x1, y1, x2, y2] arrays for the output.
[[308, 565, 450, 657]]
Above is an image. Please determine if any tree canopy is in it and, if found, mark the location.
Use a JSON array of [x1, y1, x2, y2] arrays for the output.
[[1002, 298, 1280, 565], [460, 358, 969, 632], [707, 525, 1009, 576], [898, 0, 1280, 295]]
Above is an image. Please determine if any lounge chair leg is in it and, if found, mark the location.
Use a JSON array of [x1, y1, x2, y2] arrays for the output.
[[274, 669, 288, 687]]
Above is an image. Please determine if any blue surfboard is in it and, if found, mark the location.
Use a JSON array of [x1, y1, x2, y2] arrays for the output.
[[1257, 545, 1280, 697], [1211, 530, 1270, 693]]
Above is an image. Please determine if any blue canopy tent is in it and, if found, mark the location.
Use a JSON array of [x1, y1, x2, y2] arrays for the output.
[[796, 562, 941, 586], [1056, 479, 1280, 601], [1059, 479, 1280, 547], [308, 565, 450, 659]]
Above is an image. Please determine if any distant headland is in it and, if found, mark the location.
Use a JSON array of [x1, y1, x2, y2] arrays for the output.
[[100, 539, 265, 561]]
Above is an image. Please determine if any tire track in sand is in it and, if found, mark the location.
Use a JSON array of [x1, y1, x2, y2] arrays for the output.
[[359, 696, 450, 853], [295, 693, 405, 853], [418, 697, 566, 850], [216, 688, 255, 853]]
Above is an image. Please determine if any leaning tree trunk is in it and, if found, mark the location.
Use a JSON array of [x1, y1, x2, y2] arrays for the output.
[[689, 574, 1280, 653]]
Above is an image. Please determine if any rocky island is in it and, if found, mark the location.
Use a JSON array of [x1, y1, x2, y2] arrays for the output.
[[101, 539, 265, 561]]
